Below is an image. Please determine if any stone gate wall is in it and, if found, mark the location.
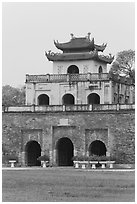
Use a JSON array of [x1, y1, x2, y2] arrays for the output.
[[2, 110, 135, 165]]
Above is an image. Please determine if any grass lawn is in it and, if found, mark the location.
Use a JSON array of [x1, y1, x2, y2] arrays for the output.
[[2, 168, 135, 202]]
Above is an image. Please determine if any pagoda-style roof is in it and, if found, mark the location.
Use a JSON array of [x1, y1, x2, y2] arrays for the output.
[[46, 33, 114, 64], [54, 33, 107, 53], [46, 50, 114, 64]]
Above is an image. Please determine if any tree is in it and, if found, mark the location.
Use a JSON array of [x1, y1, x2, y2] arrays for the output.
[[2, 85, 25, 106], [109, 50, 135, 83]]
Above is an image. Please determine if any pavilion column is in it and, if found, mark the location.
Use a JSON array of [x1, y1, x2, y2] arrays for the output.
[[33, 83, 36, 105], [109, 81, 113, 104], [101, 82, 105, 104]]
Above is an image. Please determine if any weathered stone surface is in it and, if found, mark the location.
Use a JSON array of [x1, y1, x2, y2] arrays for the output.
[[2, 110, 135, 165]]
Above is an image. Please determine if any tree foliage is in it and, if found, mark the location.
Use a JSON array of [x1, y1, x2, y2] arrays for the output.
[[2, 85, 25, 106], [109, 50, 135, 83]]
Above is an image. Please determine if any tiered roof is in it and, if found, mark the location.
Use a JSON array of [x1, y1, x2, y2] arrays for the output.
[[46, 33, 114, 63], [54, 37, 107, 53]]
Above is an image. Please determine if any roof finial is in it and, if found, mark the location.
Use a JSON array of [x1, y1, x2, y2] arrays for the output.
[[70, 33, 74, 39], [87, 32, 91, 39]]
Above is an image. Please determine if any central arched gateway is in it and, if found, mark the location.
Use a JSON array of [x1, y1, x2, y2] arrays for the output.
[[88, 93, 100, 104], [89, 140, 107, 156], [62, 94, 75, 105], [25, 140, 41, 166], [56, 137, 74, 166]]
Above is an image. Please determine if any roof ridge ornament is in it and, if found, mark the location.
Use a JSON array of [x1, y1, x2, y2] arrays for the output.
[[70, 33, 74, 39], [87, 32, 91, 40]]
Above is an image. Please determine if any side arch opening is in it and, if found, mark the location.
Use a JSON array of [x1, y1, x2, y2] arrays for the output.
[[89, 140, 107, 156], [99, 66, 103, 74]]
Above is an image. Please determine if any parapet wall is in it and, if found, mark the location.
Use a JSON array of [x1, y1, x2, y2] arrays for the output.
[[3, 104, 135, 113], [2, 109, 135, 165]]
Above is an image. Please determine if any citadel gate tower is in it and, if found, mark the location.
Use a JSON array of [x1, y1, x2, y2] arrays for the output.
[[3, 33, 135, 167]]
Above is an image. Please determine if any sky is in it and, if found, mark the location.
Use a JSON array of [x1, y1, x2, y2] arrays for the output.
[[2, 2, 135, 87]]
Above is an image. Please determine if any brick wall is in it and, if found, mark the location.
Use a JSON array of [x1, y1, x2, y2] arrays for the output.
[[2, 110, 135, 165]]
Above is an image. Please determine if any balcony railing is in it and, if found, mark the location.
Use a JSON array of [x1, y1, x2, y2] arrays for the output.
[[2, 104, 135, 113], [26, 73, 109, 83]]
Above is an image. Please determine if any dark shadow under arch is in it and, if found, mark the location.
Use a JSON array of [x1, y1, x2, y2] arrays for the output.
[[99, 66, 103, 74], [62, 94, 75, 105], [67, 65, 79, 74], [38, 94, 49, 105], [89, 140, 107, 156], [56, 137, 74, 166], [25, 140, 41, 166], [88, 93, 100, 104]]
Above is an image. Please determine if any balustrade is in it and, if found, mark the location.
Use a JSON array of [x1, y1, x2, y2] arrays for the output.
[[35, 105, 63, 112], [3, 104, 135, 113], [7, 106, 32, 112], [93, 104, 117, 111], [119, 104, 135, 110], [26, 73, 109, 83]]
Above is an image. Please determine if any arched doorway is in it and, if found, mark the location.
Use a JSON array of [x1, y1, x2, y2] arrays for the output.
[[62, 94, 75, 105], [56, 137, 74, 166], [87, 93, 100, 104], [38, 94, 49, 105], [67, 65, 79, 74], [89, 140, 107, 156], [25, 141, 41, 166]]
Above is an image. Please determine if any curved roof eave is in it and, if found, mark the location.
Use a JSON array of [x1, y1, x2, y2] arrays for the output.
[[46, 52, 114, 64], [54, 38, 95, 51], [94, 43, 107, 52]]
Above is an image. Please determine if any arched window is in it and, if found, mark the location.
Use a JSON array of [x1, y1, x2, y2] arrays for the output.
[[62, 94, 75, 105], [89, 140, 107, 156], [67, 65, 79, 74], [87, 93, 100, 104], [99, 66, 103, 74], [38, 94, 49, 105]]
